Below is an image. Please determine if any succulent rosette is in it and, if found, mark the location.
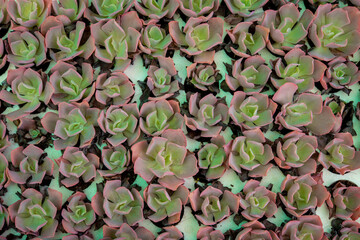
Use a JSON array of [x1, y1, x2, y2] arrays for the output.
[[261, 3, 314, 55], [279, 174, 330, 217], [185, 93, 228, 137], [308, 4, 360, 61], [103, 223, 155, 240], [333, 220, 360, 240], [85, 0, 134, 22], [57, 147, 99, 187], [331, 182, 360, 220], [8, 188, 62, 238], [62, 192, 96, 234], [132, 129, 198, 190], [7, 31, 46, 67], [8, 0, 50, 28], [98, 145, 130, 177], [239, 180, 277, 220], [49, 61, 95, 105], [52, 0, 87, 22], [157, 226, 183, 240], [275, 131, 318, 175], [135, 0, 178, 20], [92, 180, 144, 227], [41, 101, 100, 150], [225, 56, 271, 92], [189, 186, 239, 225], [0, 121, 10, 152], [95, 72, 135, 105], [139, 99, 184, 136], [280, 215, 325, 240], [197, 226, 225, 240], [224, 0, 268, 17], [229, 91, 277, 130], [187, 63, 219, 91], [139, 23, 172, 56], [235, 221, 279, 240], [7, 145, 54, 185], [177, 0, 220, 18], [271, 48, 327, 93], [0, 153, 8, 189], [0, 68, 54, 121], [144, 184, 189, 224], [227, 22, 269, 58], [147, 56, 179, 99]]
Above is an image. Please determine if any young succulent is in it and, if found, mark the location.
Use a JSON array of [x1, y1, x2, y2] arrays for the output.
[[0, 121, 10, 152], [279, 174, 330, 217], [333, 220, 360, 240], [224, 0, 269, 17], [177, 0, 220, 18], [144, 184, 189, 224], [235, 221, 279, 240], [49, 61, 95, 105], [197, 226, 225, 240], [157, 226, 183, 240], [0, 153, 8, 189], [134, 0, 179, 20], [280, 215, 325, 240], [17, 117, 46, 145], [0, 68, 54, 121], [7, 145, 54, 185], [52, 0, 87, 22], [41, 101, 100, 150], [331, 182, 360, 220], [103, 223, 155, 240], [184, 93, 228, 138], [92, 180, 144, 227], [132, 129, 198, 190], [85, 0, 134, 22], [98, 145, 130, 177], [189, 186, 239, 225], [62, 192, 96, 234], [57, 147, 99, 187], [139, 23, 172, 56], [187, 63, 219, 91], [225, 56, 271, 93]]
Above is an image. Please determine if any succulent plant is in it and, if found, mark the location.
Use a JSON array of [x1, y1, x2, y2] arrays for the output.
[[139, 23, 172, 56], [185, 93, 228, 137], [279, 174, 330, 217], [0, 121, 10, 152], [92, 180, 144, 227], [227, 22, 269, 58], [41, 101, 100, 150], [63, 234, 93, 240], [8, 0, 50, 28], [17, 117, 46, 145], [49, 61, 95, 105], [144, 184, 189, 224], [224, 0, 268, 16], [275, 131, 318, 175], [8, 188, 62, 238], [281, 215, 325, 240], [132, 129, 198, 190], [189, 186, 239, 225], [52, 0, 87, 22], [331, 182, 360, 220], [197, 226, 225, 240], [0, 68, 54, 121], [324, 97, 344, 134], [271, 48, 327, 93], [308, 4, 360, 61], [95, 72, 135, 105], [0, 153, 8, 189], [85, 0, 134, 22], [135, 0, 179, 20], [0, 39, 6, 70], [0, 203, 8, 231], [139, 99, 184, 136], [7, 144, 53, 185], [187, 63, 219, 91], [0, 0, 10, 25], [261, 3, 314, 55], [157, 226, 183, 240], [177, 0, 220, 18], [235, 221, 279, 240], [225, 56, 271, 92], [98, 145, 130, 177], [229, 91, 277, 130], [333, 220, 360, 240], [103, 223, 155, 240]]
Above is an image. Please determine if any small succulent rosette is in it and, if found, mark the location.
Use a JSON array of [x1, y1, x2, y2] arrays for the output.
[[52, 0, 87, 22], [139, 22, 172, 56], [197, 226, 224, 240], [103, 223, 155, 240], [329, 182, 360, 220], [235, 221, 279, 240], [134, 0, 179, 20], [178, 0, 220, 19], [224, 0, 268, 17], [157, 226, 183, 240], [84, 0, 134, 22], [333, 220, 360, 239], [187, 62, 220, 92], [280, 215, 325, 240], [98, 145, 130, 177]]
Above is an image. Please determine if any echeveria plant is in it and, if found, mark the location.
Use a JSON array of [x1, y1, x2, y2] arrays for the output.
[[178, 0, 220, 18], [52, 0, 87, 22], [85, 0, 134, 22], [157, 226, 183, 240], [333, 220, 360, 240], [224, 0, 268, 16], [0, 0, 9, 25], [187, 63, 219, 91], [134, 0, 179, 20], [98, 145, 130, 177], [197, 226, 225, 240], [280, 215, 325, 240], [235, 221, 279, 240], [139, 23, 172, 56], [8, 0, 50, 28], [103, 223, 155, 240], [331, 182, 360, 220]]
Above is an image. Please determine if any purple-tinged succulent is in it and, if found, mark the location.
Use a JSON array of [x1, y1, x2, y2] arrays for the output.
[[185, 93, 228, 138], [228, 128, 274, 177], [261, 3, 314, 55], [189, 186, 239, 225], [63, 234, 93, 240], [0, 0, 10, 25], [92, 180, 144, 227], [273, 82, 336, 135], [147, 56, 179, 100], [8, 188, 62, 238], [41, 101, 100, 150], [177, 0, 220, 18], [52, 0, 87, 22], [225, 56, 271, 93], [224, 0, 268, 17], [6, 31, 46, 67], [197, 226, 225, 240], [0, 203, 8, 231], [229, 91, 277, 130], [62, 192, 96, 234], [45, 21, 95, 61], [0, 68, 54, 121], [98, 145, 130, 177], [187, 63, 219, 91], [308, 4, 360, 61], [17, 117, 46, 145], [135, 0, 178, 20], [0, 121, 10, 152], [7, 0, 50, 28], [139, 99, 184, 136], [50, 61, 95, 105], [95, 72, 135, 105], [0, 153, 8, 189], [0, 39, 6, 70], [275, 131, 318, 175], [279, 174, 330, 217], [198, 135, 228, 180], [235, 221, 279, 240], [271, 48, 327, 93], [84, 0, 134, 22], [239, 180, 277, 220], [227, 22, 269, 58], [281, 215, 325, 240], [324, 97, 344, 134], [98, 104, 140, 146], [331, 182, 360, 220], [7, 145, 53, 185], [103, 223, 155, 240], [157, 226, 183, 240], [333, 220, 360, 240], [57, 147, 99, 188], [139, 23, 172, 56], [132, 129, 198, 190], [318, 132, 360, 175], [144, 184, 189, 224]]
